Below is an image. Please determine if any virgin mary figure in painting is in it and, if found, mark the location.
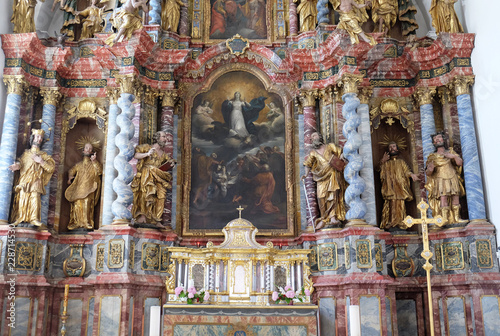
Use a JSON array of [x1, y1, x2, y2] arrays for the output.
[[221, 92, 267, 139]]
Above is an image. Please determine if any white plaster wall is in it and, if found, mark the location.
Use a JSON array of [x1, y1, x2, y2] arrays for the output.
[[461, 0, 500, 249]]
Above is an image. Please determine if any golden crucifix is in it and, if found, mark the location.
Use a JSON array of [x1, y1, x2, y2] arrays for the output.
[[402, 201, 445, 336], [237, 205, 244, 219]]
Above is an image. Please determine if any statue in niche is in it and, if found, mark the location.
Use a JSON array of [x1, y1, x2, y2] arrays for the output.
[[105, 0, 149, 46], [425, 132, 467, 224], [131, 131, 176, 228], [302, 132, 347, 229], [371, 0, 398, 35], [11, 0, 37, 34], [65, 137, 103, 230], [398, 0, 418, 38], [76, 0, 105, 39], [161, 0, 186, 32], [378, 138, 419, 229], [294, 0, 318, 32], [9, 129, 55, 227], [429, 0, 463, 33], [330, 0, 376, 45]]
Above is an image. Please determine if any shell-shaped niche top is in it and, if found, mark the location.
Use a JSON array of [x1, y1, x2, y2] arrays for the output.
[[207, 206, 273, 250]]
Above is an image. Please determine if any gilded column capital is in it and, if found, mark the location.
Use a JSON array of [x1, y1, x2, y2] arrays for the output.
[[115, 74, 136, 95], [452, 76, 475, 96], [40, 87, 62, 106], [106, 87, 121, 105], [161, 90, 179, 107], [319, 86, 334, 105], [414, 87, 436, 106], [340, 73, 363, 95], [3, 75, 27, 96], [437, 86, 451, 105], [299, 89, 318, 107], [358, 87, 373, 105], [143, 86, 160, 106]]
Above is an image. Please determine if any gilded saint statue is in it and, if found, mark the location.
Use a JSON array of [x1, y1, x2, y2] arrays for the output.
[[76, 0, 104, 39], [425, 132, 467, 224], [330, 0, 376, 45], [294, 0, 318, 32], [105, 0, 149, 46], [11, 0, 37, 34], [372, 0, 398, 35], [429, 0, 463, 33], [161, 0, 186, 33], [302, 132, 347, 229], [379, 141, 419, 229], [131, 131, 176, 228], [65, 137, 103, 230], [9, 129, 55, 227]]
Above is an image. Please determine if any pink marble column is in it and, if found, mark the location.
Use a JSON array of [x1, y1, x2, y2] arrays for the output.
[[301, 90, 319, 229], [289, 0, 298, 36], [160, 90, 178, 228]]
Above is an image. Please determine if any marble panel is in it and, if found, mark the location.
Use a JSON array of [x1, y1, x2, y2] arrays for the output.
[[481, 296, 500, 336], [439, 297, 446, 336], [98, 296, 122, 336], [446, 296, 467, 336], [87, 297, 95, 336], [143, 297, 161, 336], [59, 298, 83, 336], [10, 297, 31, 336], [396, 299, 417, 336], [385, 297, 392, 336], [170, 114, 179, 230], [469, 296, 476, 336], [360, 296, 381, 336], [173, 325, 229, 336], [128, 297, 134, 336], [30, 298, 38, 336], [252, 325, 308, 335], [319, 297, 336, 336]]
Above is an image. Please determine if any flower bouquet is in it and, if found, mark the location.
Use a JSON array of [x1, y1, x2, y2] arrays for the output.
[[272, 285, 311, 305], [175, 284, 210, 304]]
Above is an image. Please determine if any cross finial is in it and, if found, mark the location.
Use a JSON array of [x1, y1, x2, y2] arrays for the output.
[[237, 205, 244, 218]]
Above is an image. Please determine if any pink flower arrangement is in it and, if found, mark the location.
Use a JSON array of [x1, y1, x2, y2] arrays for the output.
[[174, 284, 210, 304], [271, 285, 311, 304]]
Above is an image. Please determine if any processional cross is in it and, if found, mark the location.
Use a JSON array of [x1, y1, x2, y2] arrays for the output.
[[402, 201, 445, 336]]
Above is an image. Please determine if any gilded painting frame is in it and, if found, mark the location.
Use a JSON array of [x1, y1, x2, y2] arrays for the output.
[[177, 63, 298, 237], [201, 0, 275, 44]]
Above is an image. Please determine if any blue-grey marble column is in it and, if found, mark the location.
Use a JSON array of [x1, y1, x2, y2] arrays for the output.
[[454, 77, 487, 220], [102, 88, 120, 226], [415, 87, 437, 167], [148, 0, 161, 25], [317, 0, 329, 25], [40, 87, 61, 224], [0, 76, 26, 223], [112, 75, 136, 223], [357, 88, 376, 226], [341, 76, 366, 222]]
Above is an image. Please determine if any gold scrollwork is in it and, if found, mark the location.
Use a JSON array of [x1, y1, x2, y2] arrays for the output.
[[129, 241, 135, 269], [108, 239, 124, 269], [476, 239, 493, 269], [442, 242, 464, 270], [14, 242, 36, 271], [375, 244, 383, 271], [142, 243, 160, 271], [107, 87, 120, 105], [356, 239, 372, 269], [226, 34, 250, 56], [96, 244, 105, 271]]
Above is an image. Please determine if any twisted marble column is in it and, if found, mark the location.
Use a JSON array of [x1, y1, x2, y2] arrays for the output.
[[39, 87, 62, 224], [453, 76, 487, 221], [341, 75, 366, 223], [148, 0, 161, 25], [112, 75, 136, 224], [415, 87, 437, 167], [300, 90, 319, 229], [289, 0, 298, 36], [357, 88, 376, 226], [317, 0, 330, 25], [102, 87, 121, 226], [179, 0, 189, 36], [0, 76, 26, 223]]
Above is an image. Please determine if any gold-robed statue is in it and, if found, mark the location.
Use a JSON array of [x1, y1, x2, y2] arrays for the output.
[[294, 0, 318, 32], [425, 132, 467, 224], [132, 131, 176, 228], [429, 0, 463, 33], [330, 0, 376, 45], [372, 0, 398, 35], [9, 129, 55, 227], [302, 132, 347, 229], [105, 0, 149, 46], [65, 137, 103, 230], [76, 0, 104, 39], [11, 0, 38, 34], [378, 139, 419, 229], [161, 0, 186, 32]]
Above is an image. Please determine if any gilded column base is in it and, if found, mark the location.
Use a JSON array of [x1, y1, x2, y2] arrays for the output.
[[111, 219, 132, 226], [0, 219, 8, 225], [344, 219, 369, 227]]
